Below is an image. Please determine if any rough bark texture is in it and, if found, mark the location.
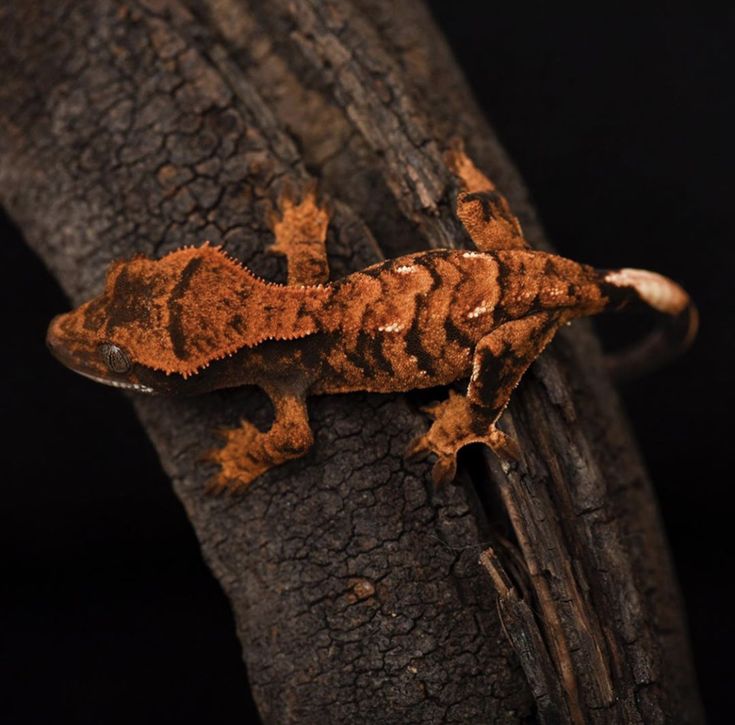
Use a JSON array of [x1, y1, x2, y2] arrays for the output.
[[0, 1, 704, 723]]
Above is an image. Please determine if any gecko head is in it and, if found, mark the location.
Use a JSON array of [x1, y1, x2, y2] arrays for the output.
[[46, 244, 257, 393], [46, 306, 169, 394]]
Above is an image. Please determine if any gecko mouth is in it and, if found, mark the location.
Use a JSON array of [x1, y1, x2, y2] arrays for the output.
[[77, 371, 155, 394]]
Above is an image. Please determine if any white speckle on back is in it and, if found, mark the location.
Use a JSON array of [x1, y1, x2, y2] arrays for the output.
[[378, 322, 404, 333], [467, 303, 488, 319], [463, 251, 482, 258], [470, 357, 481, 382], [395, 264, 416, 274]]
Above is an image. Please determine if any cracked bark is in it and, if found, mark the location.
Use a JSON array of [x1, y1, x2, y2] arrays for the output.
[[0, 1, 704, 723]]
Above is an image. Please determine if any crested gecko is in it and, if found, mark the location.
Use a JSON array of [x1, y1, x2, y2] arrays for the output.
[[47, 150, 697, 491]]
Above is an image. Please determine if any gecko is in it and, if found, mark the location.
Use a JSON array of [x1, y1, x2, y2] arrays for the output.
[[46, 149, 697, 491]]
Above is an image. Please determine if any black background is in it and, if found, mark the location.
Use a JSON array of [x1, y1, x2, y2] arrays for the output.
[[2, 7, 732, 724]]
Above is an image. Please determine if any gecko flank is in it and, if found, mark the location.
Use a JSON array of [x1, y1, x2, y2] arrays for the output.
[[47, 157, 697, 490]]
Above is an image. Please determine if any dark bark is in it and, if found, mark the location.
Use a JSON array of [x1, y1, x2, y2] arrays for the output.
[[0, 1, 704, 723]]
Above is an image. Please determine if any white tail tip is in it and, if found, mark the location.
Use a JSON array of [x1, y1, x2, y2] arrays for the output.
[[604, 268, 689, 315]]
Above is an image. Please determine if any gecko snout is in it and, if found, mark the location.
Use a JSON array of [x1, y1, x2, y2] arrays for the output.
[[45, 314, 66, 359], [45, 311, 97, 371]]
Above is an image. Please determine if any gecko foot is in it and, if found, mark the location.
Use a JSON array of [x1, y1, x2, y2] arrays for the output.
[[202, 420, 271, 494], [201, 395, 315, 494], [406, 390, 521, 486]]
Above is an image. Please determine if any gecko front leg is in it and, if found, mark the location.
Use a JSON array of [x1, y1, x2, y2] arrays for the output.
[[206, 387, 314, 493], [407, 312, 565, 486], [200, 187, 329, 492]]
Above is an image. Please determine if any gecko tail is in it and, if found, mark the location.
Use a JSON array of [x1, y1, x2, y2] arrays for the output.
[[600, 267, 698, 381]]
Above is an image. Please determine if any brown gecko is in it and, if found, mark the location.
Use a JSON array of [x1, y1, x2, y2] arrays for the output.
[[46, 151, 697, 491]]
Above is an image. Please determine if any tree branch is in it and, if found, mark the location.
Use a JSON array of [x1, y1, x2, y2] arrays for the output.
[[0, 1, 703, 722]]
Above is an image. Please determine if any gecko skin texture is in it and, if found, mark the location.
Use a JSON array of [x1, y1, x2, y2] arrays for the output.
[[47, 153, 698, 491]]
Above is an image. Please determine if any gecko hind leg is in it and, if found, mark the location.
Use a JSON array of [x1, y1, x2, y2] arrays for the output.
[[268, 184, 331, 286], [406, 312, 563, 486], [205, 391, 314, 493]]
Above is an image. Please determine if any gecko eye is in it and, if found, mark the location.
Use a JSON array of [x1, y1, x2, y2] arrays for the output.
[[99, 343, 131, 374]]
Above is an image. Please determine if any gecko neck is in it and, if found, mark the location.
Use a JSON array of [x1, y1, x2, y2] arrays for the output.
[[240, 269, 332, 343]]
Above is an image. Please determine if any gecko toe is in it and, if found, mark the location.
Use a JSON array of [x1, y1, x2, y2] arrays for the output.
[[431, 455, 458, 488], [419, 390, 462, 420], [406, 434, 460, 486], [485, 427, 521, 463], [204, 476, 230, 496], [205, 466, 261, 495], [418, 401, 443, 419], [405, 434, 432, 461]]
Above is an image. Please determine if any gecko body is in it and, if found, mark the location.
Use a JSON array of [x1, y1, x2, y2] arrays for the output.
[[47, 154, 697, 489]]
